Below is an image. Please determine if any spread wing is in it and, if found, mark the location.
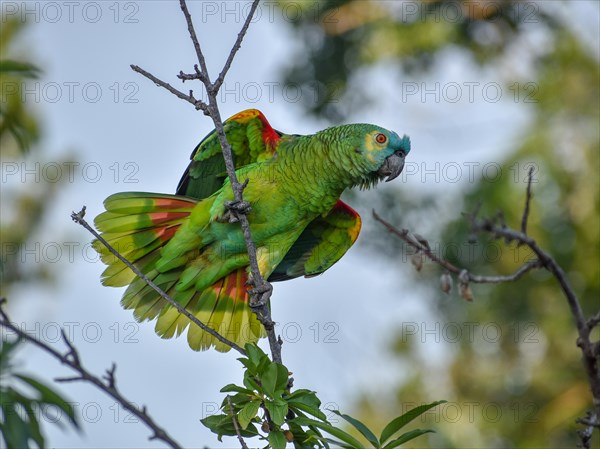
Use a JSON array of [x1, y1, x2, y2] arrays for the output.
[[175, 110, 362, 283], [268, 201, 362, 281], [176, 109, 283, 199]]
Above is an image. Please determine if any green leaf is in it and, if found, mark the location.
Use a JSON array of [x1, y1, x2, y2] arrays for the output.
[[292, 417, 365, 449], [268, 430, 287, 449], [331, 410, 379, 448], [238, 400, 261, 430], [0, 60, 41, 78], [275, 363, 290, 391], [201, 414, 230, 440], [245, 343, 267, 367], [258, 360, 288, 399], [323, 438, 357, 449], [288, 420, 329, 449], [18, 398, 44, 447], [1, 402, 37, 449], [220, 384, 254, 395], [379, 400, 445, 444], [201, 413, 259, 441], [0, 337, 21, 374], [15, 374, 80, 429], [256, 354, 272, 377], [243, 372, 262, 393], [288, 400, 327, 421], [261, 362, 278, 398], [238, 357, 256, 374], [1, 391, 43, 449], [264, 398, 288, 426], [287, 389, 325, 419], [381, 429, 435, 449], [223, 392, 251, 410]]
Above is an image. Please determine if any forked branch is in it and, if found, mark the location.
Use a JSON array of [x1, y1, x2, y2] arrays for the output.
[[374, 167, 600, 447], [70, 207, 245, 355], [0, 299, 183, 449], [130, 0, 281, 363]]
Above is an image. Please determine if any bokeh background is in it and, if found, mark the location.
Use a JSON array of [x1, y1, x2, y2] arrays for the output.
[[1, 1, 599, 448]]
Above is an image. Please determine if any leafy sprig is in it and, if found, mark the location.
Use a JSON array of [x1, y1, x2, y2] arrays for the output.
[[202, 344, 445, 449]]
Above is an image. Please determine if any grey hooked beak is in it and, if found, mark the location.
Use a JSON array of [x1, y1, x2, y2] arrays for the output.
[[378, 151, 406, 182]]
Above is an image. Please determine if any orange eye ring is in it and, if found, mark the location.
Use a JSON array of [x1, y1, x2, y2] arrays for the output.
[[375, 133, 387, 144]]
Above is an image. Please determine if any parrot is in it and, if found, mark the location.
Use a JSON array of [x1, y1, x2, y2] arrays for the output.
[[94, 109, 410, 352]]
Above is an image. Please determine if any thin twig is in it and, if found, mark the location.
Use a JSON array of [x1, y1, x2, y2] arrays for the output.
[[179, 0, 211, 84], [520, 166, 534, 235], [130, 64, 208, 113], [374, 169, 600, 441], [0, 299, 183, 449], [588, 312, 600, 330], [176, 0, 280, 363], [212, 0, 261, 93], [467, 260, 543, 283], [71, 208, 246, 356], [576, 410, 599, 449], [372, 210, 544, 284], [130, 0, 281, 362], [471, 220, 589, 335], [176, 0, 269, 302], [227, 396, 250, 449], [472, 216, 600, 421]]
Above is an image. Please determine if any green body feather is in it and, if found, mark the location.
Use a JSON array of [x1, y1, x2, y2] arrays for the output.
[[94, 109, 410, 351]]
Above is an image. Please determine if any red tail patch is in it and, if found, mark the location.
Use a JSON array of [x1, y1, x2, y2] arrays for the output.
[[214, 269, 249, 302], [149, 211, 190, 225]]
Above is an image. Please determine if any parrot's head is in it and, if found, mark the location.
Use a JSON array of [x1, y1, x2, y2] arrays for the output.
[[340, 124, 411, 189]]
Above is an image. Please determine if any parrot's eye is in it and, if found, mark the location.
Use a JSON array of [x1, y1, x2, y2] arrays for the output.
[[375, 133, 387, 144]]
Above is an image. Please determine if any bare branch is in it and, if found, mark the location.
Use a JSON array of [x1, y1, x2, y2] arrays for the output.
[[129, 0, 281, 362], [470, 215, 600, 424], [0, 299, 183, 449], [372, 210, 543, 285], [130, 64, 208, 113], [178, 0, 211, 85], [206, 86, 281, 364], [466, 260, 544, 284], [372, 211, 460, 273], [227, 396, 250, 449], [213, 0, 261, 92], [375, 167, 600, 440], [577, 410, 600, 449], [588, 311, 600, 330], [70, 207, 246, 356], [177, 65, 207, 83], [175, 0, 281, 363], [471, 218, 588, 333], [520, 166, 534, 235]]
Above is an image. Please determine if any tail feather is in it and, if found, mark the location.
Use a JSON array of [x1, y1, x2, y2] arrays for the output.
[[151, 268, 266, 352], [101, 252, 160, 287], [95, 211, 190, 233], [94, 192, 197, 287], [124, 270, 181, 320], [94, 191, 266, 352], [102, 192, 197, 214]]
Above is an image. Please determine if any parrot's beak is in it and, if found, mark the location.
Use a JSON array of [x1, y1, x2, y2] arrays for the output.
[[378, 151, 406, 182]]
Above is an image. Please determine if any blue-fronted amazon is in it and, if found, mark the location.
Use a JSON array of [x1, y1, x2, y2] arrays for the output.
[[94, 109, 410, 351]]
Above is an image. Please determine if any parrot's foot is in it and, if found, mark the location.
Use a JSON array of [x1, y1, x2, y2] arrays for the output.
[[221, 200, 252, 223], [248, 282, 273, 308]]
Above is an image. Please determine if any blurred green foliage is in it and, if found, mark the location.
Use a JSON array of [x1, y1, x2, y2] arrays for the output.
[[279, 0, 560, 122], [0, 15, 79, 448], [0, 18, 41, 155], [278, 0, 599, 447], [0, 17, 66, 293], [0, 338, 80, 448]]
